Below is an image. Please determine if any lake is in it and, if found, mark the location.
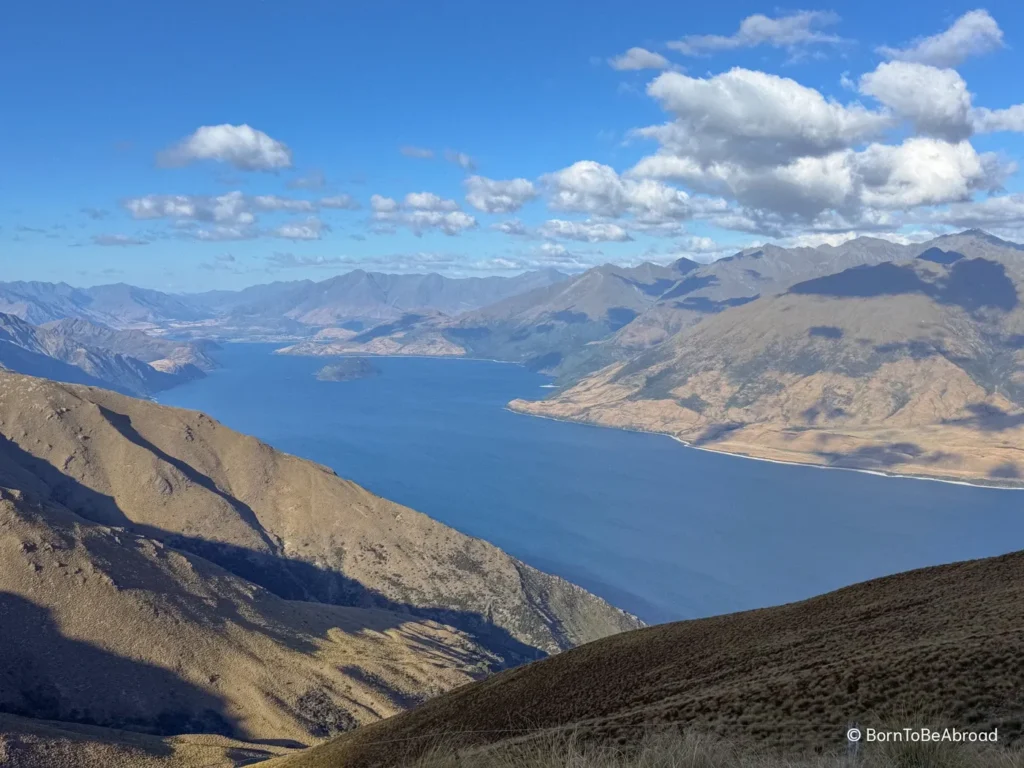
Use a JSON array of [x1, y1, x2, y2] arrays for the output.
[[159, 343, 1024, 625]]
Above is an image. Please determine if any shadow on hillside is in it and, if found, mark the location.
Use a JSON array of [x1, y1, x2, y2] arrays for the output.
[[0, 593, 231, 741], [0, 433, 547, 668], [96, 406, 278, 552], [815, 442, 956, 469], [944, 403, 1024, 432], [990, 462, 1022, 480], [788, 258, 1019, 313], [691, 422, 746, 446]]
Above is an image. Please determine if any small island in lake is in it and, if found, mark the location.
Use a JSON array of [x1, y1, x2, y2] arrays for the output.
[[315, 358, 380, 382]]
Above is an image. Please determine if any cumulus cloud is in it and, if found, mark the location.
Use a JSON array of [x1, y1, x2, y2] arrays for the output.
[[493, 219, 529, 236], [122, 191, 355, 241], [923, 194, 1024, 230], [444, 149, 477, 171], [272, 217, 330, 241], [92, 233, 150, 246], [608, 47, 672, 71], [643, 68, 890, 168], [856, 138, 1007, 209], [370, 194, 400, 214], [669, 11, 842, 56], [158, 124, 293, 171], [251, 195, 317, 213], [266, 249, 521, 276], [191, 225, 256, 242], [124, 191, 256, 226], [623, 58, 1017, 232], [544, 160, 697, 225], [122, 191, 358, 238], [404, 192, 461, 211], [465, 176, 538, 213], [266, 252, 347, 268], [859, 61, 974, 142], [319, 194, 361, 210], [878, 9, 1004, 68], [633, 136, 1007, 222], [539, 219, 633, 242], [370, 193, 477, 236], [972, 105, 1024, 133]]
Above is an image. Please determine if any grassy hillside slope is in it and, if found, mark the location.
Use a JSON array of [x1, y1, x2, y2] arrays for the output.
[[275, 550, 1024, 767]]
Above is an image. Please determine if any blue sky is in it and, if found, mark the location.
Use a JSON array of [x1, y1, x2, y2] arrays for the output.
[[3, 0, 1024, 291]]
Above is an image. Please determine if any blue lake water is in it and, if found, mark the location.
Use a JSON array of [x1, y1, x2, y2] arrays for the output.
[[159, 343, 1024, 625]]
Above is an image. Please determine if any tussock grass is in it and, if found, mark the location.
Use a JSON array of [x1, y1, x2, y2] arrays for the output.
[[413, 730, 1024, 768]]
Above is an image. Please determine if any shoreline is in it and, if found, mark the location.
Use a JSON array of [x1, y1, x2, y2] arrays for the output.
[[273, 348, 523, 366], [506, 406, 1024, 492]]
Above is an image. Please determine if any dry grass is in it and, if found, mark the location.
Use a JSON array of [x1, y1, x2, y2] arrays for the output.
[[413, 730, 1024, 768], [272, 551, 1024, 768]]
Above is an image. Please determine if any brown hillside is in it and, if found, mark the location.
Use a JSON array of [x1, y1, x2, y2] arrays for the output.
[[0, 371, 640, 760], [274, 550, 1024, 768], [0, 713, 293, 768], [0, 476, 495, 747], [0, 372, 639, 662], [513, 248, 1024, 485]]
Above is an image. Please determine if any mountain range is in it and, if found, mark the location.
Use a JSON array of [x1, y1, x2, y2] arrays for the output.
[[512, 231, 1024, 486], [276, 234, 923, 379], [0, 314, 210, 397], [6, 230, 1024, 487], [0, 270, 570, 341]]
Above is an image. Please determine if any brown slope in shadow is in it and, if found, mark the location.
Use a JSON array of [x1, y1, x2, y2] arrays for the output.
[[275, 549, 1024, 767], [0, 371, 640, 663]]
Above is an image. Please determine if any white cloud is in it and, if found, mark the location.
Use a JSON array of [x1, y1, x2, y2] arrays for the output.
[[404, 192, 461, 211], [319, 194, 361, 210], [643, 68, 890, 167], [924, 194, 1024, 229], [370, 194, 400, 214], [669, 11, 842, 56], [878, 10, 1004, 68], [158, 124, 293, 171], [192, 225, 256, 242], [371, 193, 476, 236], [633, 136, 1007, 222], [855, 138, 1006, 209], [972, 105, 1024, 133], [493, 219, 529, 236], [444, 149, 477, 171], [123, 191, 352, 240], [271, 217, 330, 241], [251, 195, 317, 212], [624, 59, 1015, 232], [859, 61, 974, 141], [124, 191, 255, 225], [407, 210, 477, 235], [539, 219, 633, 242], [465, 176, 538, 213], [92, 234, 149, 247], [544, 160, 696, 224], [608, 47, 672, 71], [401, 146, 435, 159]]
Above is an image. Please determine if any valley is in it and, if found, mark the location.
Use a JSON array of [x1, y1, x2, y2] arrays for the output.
[[4, 229, 1024, 767]]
